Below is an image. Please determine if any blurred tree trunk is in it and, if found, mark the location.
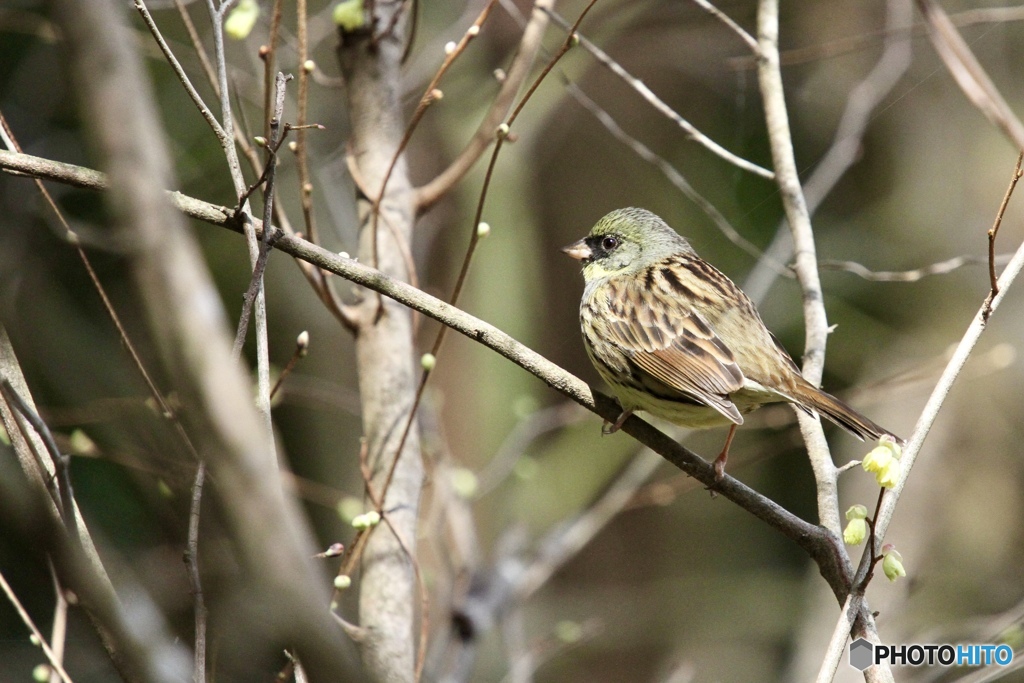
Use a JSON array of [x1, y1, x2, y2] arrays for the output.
[[336, 8, 423, 683]]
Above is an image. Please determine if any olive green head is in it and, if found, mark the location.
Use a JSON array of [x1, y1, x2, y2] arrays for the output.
[[561, 208, 694, 281]]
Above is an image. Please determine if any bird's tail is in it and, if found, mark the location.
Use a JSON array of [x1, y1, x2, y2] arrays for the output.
[[793, 379, 904, 446]]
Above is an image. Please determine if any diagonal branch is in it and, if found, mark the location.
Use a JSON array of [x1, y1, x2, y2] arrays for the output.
[[1, 148, 864, 600]]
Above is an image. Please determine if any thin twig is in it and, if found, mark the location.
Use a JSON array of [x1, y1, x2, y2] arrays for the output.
[[270, 331, 309, 400], [983, 150, 1023, 318], [544, 7, 774, 180], [135, 0, 229, 147], [47, 563, 68, 683], [0, 570, 75, 683], [172, 0, 219, 93], [0, 380, 78, 540], [295, 0, 317, 245], [415, 0, 553, 211], [184, 462, 208, 683], [263, 0, 284, 138], [689, 0, 760, 55], [821, 253, 1010, 282], [196, 0, 276, 450], [368, 0, 496, 273]]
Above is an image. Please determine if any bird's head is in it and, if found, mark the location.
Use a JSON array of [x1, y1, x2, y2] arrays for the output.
[[561, 207, 693, 282]]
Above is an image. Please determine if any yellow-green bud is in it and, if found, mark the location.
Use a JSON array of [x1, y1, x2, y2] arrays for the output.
[[0, 422, 8, 446], [568, 32, 580, 48], [421, 353, 436, 371], [845, 504, 868, 520], [879, 434, 902, 458], [288, 140, 298, 153], [862, 446, 894, 474], [876, 458, 901, 489], [467, 25, 480, 37], [297, 330, 310, 355], [32, 665, 51, 682], [333, 0, 365, 31], [29, 633, 41, 646], [477, 222, 491, 238], [254, 136, 267, 147], [450, 467, 478, 499], [882, 545, 906, 582], [843, 517, 868, 546], [157, 479, 174, 499], [334, 574, 352, 590], [444, 41, 457, 55], [69, 428, 97, 455], [352, 510, 381, 529], [303, 60, 316, 74], [225, 0, 260, 40], [496, 123, 510, 139]]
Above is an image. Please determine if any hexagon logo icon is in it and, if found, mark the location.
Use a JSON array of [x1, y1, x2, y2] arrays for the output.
[[850, 638, 874, 670]]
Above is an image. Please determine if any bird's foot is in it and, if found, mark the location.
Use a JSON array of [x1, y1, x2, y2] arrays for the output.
[[601, 409, 633, 435], [712, 452, 727, 481]]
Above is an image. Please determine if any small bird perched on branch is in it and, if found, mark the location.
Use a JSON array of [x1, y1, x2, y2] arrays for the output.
[[563, 207, 902, 479]]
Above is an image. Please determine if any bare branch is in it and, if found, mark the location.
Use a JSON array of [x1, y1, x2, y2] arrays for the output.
[[415, 0, 553, 211], [820, 253, 1009, 282], [984, 151, 1024, 317], [184, 463, 207, 683], [134, 0, 228, 146]]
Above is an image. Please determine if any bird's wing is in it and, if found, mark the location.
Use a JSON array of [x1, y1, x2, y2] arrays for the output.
[[599, 265, 745, 423]]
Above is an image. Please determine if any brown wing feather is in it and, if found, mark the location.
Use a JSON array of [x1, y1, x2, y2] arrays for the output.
[[598, 261, 745, 423]]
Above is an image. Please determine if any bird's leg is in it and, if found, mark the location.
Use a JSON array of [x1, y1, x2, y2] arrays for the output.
[[713, 424, 738, 481], [602, 408, 633, 435]]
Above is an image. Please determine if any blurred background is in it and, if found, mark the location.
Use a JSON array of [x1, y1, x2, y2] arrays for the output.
[[2, 0, 1024, 680]]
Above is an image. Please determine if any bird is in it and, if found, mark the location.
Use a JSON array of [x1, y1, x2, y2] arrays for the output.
[[562, 207, 901, 480]]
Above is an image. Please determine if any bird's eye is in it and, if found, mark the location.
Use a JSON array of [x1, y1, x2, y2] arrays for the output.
[[601, 236, 619, 251]]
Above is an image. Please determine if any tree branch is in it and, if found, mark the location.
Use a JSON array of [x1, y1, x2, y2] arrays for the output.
[[0, 148, 860, 603]]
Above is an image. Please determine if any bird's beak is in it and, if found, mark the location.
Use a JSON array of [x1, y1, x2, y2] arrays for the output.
[[561, 238, 591, 261]]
